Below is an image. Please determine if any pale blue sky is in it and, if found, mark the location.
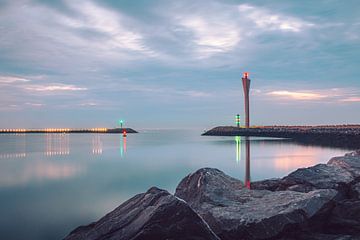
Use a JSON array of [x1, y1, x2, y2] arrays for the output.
[[0, 0, 359, 129]]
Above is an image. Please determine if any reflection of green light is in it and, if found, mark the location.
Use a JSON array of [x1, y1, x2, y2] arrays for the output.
[[120, 136, 123, 157], [235, 136, 241, 163]]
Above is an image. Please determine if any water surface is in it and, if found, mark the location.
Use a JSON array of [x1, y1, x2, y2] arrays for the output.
[[0, 130, 347, 240]]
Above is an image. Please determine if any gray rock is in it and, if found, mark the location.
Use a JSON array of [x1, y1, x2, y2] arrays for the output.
[[251, 178, 282, 191], [64, 187, 220, 240], [279, 164, 354, 194], [280, 233, 358, 240], [175, 168, 338, 240], [328, 151, 360, 178], [350, 182, 360, 199], [328, 200, 360, 235]]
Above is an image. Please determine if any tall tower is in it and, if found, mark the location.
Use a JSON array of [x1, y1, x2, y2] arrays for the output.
[[242, 72, 251, 128]]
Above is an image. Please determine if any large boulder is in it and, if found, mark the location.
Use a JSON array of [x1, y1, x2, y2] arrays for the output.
[[350, 182, 360, 199], [175, 168, 338, 240], [328, 200, 360, 235], [328, 151, 360, 178], [64, 187, 220, 240], [279, 164, 354, 195]]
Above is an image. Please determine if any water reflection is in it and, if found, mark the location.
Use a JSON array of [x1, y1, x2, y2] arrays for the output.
[[45, 134, 70, 156], [120, 136, 127, 158], [235, 136, 241, 163], [0, 134, 27, 159], [92, 135, 103, 155], [235, 136, 251, 189], [245, 137, 251, 189]]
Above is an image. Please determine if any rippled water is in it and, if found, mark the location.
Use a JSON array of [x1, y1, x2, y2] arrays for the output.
[[0, 130, 347, 240]]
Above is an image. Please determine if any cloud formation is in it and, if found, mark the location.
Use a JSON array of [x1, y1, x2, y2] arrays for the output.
[[0, 0, 359, 127], [238, 4, 314, 33]]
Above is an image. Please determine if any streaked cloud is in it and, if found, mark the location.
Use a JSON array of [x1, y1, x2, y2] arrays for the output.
[[0, 76, 30, 83], [267, 90, 326, 100], [25, 84, 87, 92], [25, 102, 45, 107], [238, 4, 314, 33], [341, 97, 360, 102], [264, 88, 360, 104]]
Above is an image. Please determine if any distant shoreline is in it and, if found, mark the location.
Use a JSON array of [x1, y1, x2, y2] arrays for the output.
[[0, 128, 138, 134], [203, 125, 360, 149]]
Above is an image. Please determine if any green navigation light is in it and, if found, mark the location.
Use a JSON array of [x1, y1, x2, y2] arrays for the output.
[[235, 114, 241, 128], [118, 119, 124, 128]]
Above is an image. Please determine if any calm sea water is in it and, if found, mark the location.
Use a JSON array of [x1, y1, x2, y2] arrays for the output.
[[0, 130, 347, 240]]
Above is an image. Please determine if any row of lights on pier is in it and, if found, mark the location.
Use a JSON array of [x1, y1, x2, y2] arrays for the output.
[[90, 128, 108, 132], [44, 128, 71, 132], [0, 128, 109, 132], [0, 129, 27, 132]]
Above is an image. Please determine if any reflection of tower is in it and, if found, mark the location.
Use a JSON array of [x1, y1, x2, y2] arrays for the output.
[[235, 136, 241, 163], [242, 72, 251, 128], [245, 137, 251, 189]]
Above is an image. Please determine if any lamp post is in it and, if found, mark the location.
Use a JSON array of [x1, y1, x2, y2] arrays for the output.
[[118, 120, 124, 129], [242, 72, 251, 128]]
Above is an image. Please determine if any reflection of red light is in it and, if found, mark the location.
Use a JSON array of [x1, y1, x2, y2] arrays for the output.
[[123, 136, 127, 152], [245, 181, 251, 189], [243, 72, 249, 79]]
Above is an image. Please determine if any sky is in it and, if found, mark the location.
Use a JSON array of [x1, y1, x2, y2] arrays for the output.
[[0, 0, 359, 129]]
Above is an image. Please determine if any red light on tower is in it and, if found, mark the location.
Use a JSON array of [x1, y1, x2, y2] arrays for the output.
[[243, 72, 249, 79]]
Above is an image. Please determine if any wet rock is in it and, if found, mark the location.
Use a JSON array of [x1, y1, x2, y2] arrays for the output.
[[64, 187, 220, 240], [328, 200, 360, 235], [175, 168, 338, 240], [279, 164, 354, 195]]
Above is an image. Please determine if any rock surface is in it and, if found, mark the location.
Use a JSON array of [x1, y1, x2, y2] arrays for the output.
[[279, 164, 354, 194], [328, 200, 360, 235], [175, 168, 338, 240], [64, 187, 220, 240]]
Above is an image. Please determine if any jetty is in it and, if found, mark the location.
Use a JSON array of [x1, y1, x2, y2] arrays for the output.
[[203, 125, 360, 149], [0, 128, 138, 134]]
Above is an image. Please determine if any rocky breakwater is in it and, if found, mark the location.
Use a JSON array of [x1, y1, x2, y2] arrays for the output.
[[64, 187, 219, 240], [64, 151, 360, 240], [203, 125, 360, 149]]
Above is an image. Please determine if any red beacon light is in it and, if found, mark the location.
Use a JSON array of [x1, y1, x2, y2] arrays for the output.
[[243, 72, 249, 79], [123, 129, 127, 137]]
